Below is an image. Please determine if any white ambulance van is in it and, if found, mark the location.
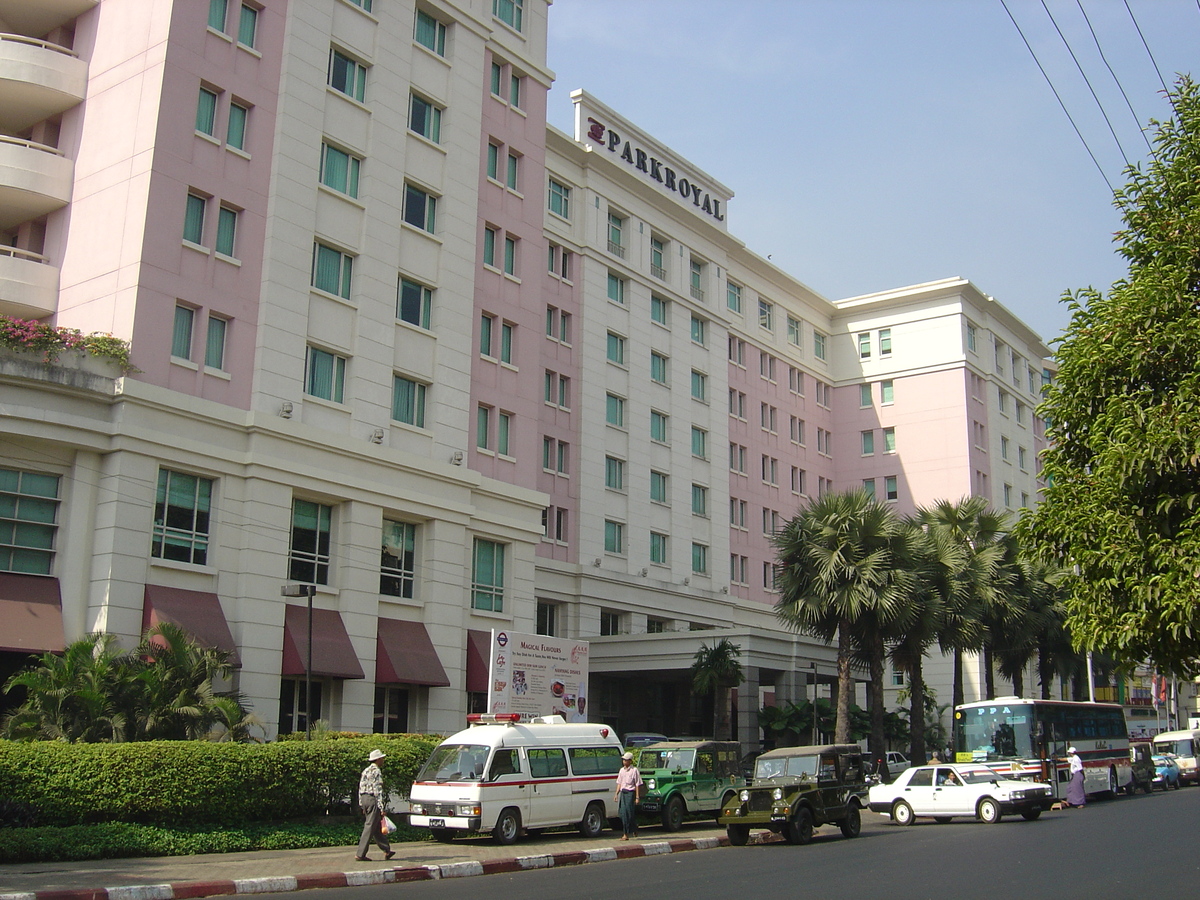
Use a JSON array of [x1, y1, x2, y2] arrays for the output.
[[408, 714, 623, 844]]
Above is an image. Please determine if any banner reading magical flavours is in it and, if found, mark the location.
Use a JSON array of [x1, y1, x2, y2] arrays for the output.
[[487, 630, 590, 722]]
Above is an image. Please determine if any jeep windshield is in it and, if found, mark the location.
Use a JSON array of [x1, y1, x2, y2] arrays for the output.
[[754, 755, 819, 780], [416, 744, 490, 782], [641, 748, 696, 771]]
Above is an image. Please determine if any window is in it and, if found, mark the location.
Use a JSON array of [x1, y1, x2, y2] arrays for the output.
[[604, 520, 624, 555], [204, 315, 227, 370], [815, 380, 831, 408], [472, 538, 505, 611], [1018, 446, 1028, 470], [534, 600, 559, 636], [397, 278, 432, 329], [761, 455, 778, 485], [650, 236, 666, 279], [490, 61, 502, 97], [172, 305, 195, 359], [731, 555, 747, 585], [883, 427, 896, 453], [650, 352, 668, 385], [196, 87, 217, 135], [319, 142, 361, 198], [789, 366, 804, 394], [730, 336, 746, 366], [966, 322, 977, 352], [879, 328, 892, 357], [414, 10, 446, 56], [226, 102, 248, 150], [691, 426, 707, 459], [885, 476, 898, 501], [789, 415, 804, 444], [480, 313, 494, 357], [650, 410, 669, 442], [731, 497, 747, 528], [497, 412, 512, 456], [548, 179, 570, 218], [305, 346, 346, 402], [998, 389, 1009, 415], [691, 542, 708, 575], [813, 331, 827, 360], [215, 206, 238, 257], [727, 280, 742, 313], [1001, 436, 1010, 461], [483, 226, 497, 268], [881, 380, 894, 404], [730, 389, 746, 419], [689, 258, 704, 301], [690, 370, 707, 402], [504, 235, 517, 275], [606, 393, 625, 427], [278, 679, 322, 736], [506, 152, 519, 190], [542, 372, 569, 408], [606, 332, 626, 365], [1016, 401, 1027, 425], [150, 470, 212, 565], [607, 212, 625, 257], [758, 299, 774, 332], [605, 456, 625, 491], [409, 93, 441, 143], [374, 686, 408, 734], [403, 183, 437, 233], [547, 243, 572, 280], [486, 142, 500, 180], [858, 332, 871, 359], [289, 499, 332, 584], [650, 533, 668, 566], [651, 294, 668, 325], [392, 375, 427, 427], [1003, 483, 1013, 508], [691, 484, 707, 517], [183, 193, 206, 245], [787, 315, 802, 347], [607, 272, 625, 304], [863, 478, 876, 498], [729, 442, 747, 474], [499, 322, 514, 364], [760, 403, 777, 433], [817, 428, 831, 456], [759, 352, 776, 381], [380, 520, 415, 598], [762, 508, 780, 535], [312, 242, 353, 298], [860, 384, 872, 408], [509, 73, 522, 108], [328, 49, 367, 102], [546, 306, 570, 342], [237, 4, 258, 47], [208, 0, 228, 31], [690, 315, 707, 346], [600, 609, 620, 635], [650, 470, 668, 503], [791, 466, 806, 495], [541, 437, 567, 473], [493, 0, 523, 32], [476, 405, 492, 450], [347, 0, 373, 10]]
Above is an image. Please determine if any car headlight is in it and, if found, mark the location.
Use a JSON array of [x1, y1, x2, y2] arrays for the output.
[[410, 803, 424, 815], [458, 804, 481, 817], [646, 778, 657, 790], [739, 789, 750, 802], [773, 788, 783, 801]]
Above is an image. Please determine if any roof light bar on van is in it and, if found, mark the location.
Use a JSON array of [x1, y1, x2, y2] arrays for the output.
[[466, 713, 522, 725]]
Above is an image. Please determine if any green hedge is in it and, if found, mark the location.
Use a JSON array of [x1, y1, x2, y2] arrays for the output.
[[0, 735, 441, 827]]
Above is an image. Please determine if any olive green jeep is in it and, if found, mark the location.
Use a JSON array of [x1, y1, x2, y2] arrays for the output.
[[718, 743, 867, 846], [637, 740, 745, 831]]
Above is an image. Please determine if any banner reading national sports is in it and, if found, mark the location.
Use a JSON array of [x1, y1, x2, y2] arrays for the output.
[[486, 630, 590, 721]]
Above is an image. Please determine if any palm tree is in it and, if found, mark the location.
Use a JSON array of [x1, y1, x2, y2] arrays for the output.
[[990, 543, 1058, 698], [134, 622, 240, 740], [690, 638, 744, 739], [916, 497, 1010, 708], [774, 490, 911, 745]]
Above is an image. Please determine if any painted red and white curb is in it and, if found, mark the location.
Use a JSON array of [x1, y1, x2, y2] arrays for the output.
[[0, 835, 746, 900]]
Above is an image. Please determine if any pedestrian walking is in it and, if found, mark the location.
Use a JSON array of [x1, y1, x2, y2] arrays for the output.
[[1064, 746, 1087, 808], [356, 749, 395, 861], [613, 751, 643, 840]]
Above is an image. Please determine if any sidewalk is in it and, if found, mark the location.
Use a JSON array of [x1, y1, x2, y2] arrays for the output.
[[0, 822, 745, 900]]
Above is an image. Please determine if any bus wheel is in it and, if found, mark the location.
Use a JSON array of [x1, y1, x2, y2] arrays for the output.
[[1107, 767, 1119, 797]]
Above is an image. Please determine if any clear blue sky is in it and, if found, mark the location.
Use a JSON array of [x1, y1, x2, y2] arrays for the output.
[[546, 0, 1199, 347]]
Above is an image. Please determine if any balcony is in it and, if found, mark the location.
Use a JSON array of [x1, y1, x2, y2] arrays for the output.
[[0, 135, 73, 229], [0, 0, 97, 39], [0, 35, 88, 132], [0, 245, 58, 319]]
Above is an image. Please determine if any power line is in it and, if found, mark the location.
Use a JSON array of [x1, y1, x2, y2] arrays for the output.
[[999, 0, 1116, 194], [1075, 0, 1154, 157], [1124, 0, 1174, 108]]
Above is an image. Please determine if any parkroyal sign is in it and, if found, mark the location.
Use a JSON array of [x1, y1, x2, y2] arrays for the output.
[[573, 92, 730, 227], [487, 629, 590, 722]]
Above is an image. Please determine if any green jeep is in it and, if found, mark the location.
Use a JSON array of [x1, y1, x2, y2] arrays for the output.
[[718, 743, 866, 846], [637, 740, 745, 831]]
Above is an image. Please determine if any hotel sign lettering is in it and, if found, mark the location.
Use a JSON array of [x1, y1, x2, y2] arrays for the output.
[[585, 116, 725, 223]]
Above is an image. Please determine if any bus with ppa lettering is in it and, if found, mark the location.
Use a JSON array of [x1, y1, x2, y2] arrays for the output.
[[953, 697, 1133, 798]]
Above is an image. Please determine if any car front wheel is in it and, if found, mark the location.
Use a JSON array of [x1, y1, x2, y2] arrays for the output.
[[839, 802, 861, 838], [784, 807, 814, 845], [727, 824, 750, 846], [977, 797, 1002, 825], [661, 795, 685, 832], [892, 800, 915, 826], [1020, 809, 1041, 821]]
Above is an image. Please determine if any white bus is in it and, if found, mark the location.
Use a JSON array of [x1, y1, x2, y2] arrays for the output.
[[1152, 729, 1199, 786], [953, 697, 1132, 798]]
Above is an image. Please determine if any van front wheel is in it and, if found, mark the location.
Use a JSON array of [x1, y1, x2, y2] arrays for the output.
[[578, 801, 606, 838], [493, 808, 521, 845]]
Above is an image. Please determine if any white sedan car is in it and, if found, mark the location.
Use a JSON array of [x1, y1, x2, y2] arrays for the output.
[[868, 764, 1053, 825]]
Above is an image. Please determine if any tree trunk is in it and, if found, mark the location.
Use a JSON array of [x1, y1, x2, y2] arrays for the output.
[[835, 619, 852, 744], [868, 632, 886, 765], [1038, 647, 1053, 700], [1011, 665, 1024, 698], [909, 661, 927, 766], [952, 649, 964, 708], [983, 645, 995, 700]]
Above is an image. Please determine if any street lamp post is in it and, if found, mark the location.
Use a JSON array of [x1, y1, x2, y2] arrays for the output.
[[810, 662, 819, 745], [281, 583, 316, 740]]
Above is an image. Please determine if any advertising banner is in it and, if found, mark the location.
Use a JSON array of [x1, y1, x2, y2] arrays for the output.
[[486, 630, 589, 721]]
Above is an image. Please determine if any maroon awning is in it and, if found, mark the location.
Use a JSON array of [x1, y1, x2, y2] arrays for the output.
[[0, 573, 64, 654], [142, 585, 240, 666], [281, 604, 364, 679], [466, 629, 490, 693], [375, 619, 450, 687]]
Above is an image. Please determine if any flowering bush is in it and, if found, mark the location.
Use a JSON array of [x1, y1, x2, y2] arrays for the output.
[[0, 315, 135, 374]]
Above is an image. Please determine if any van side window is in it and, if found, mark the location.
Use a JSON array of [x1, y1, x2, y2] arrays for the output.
[[569, 746, 621, 775], [529, 747, 568, 778], [489, 748, 519, 780], [818, 754, 837, 781], [695, 752, 714, 775]]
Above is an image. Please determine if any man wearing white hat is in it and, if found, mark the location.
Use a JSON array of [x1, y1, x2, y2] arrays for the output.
[[356, 749, 395, 861]]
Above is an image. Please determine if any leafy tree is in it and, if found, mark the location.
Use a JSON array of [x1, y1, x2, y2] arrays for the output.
[[690, 638, 744, 740], [1021, 76, 1200, 674]]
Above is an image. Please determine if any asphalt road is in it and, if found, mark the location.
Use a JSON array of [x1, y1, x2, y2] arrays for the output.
[[295, 787, 1198, 900]]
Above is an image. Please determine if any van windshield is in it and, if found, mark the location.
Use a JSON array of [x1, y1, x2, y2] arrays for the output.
[[416, 744, 491, 782], [1154, 738, 1193, 758]]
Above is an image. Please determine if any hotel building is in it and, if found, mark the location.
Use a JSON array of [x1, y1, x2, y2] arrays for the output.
[[0, 0, 1059, 742]]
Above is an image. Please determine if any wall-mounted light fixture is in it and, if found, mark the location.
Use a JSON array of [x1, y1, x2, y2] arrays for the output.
[[639, 567, 648, 577], [370, 428, 384, 444], [593, 557, 602, 567], [683, 577, 690, 586], [450, 450, 465, 465], [279, 401, 293, 418]]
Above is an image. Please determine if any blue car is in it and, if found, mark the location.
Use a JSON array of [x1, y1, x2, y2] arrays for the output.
[[1152, 754, 1181, 790]]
